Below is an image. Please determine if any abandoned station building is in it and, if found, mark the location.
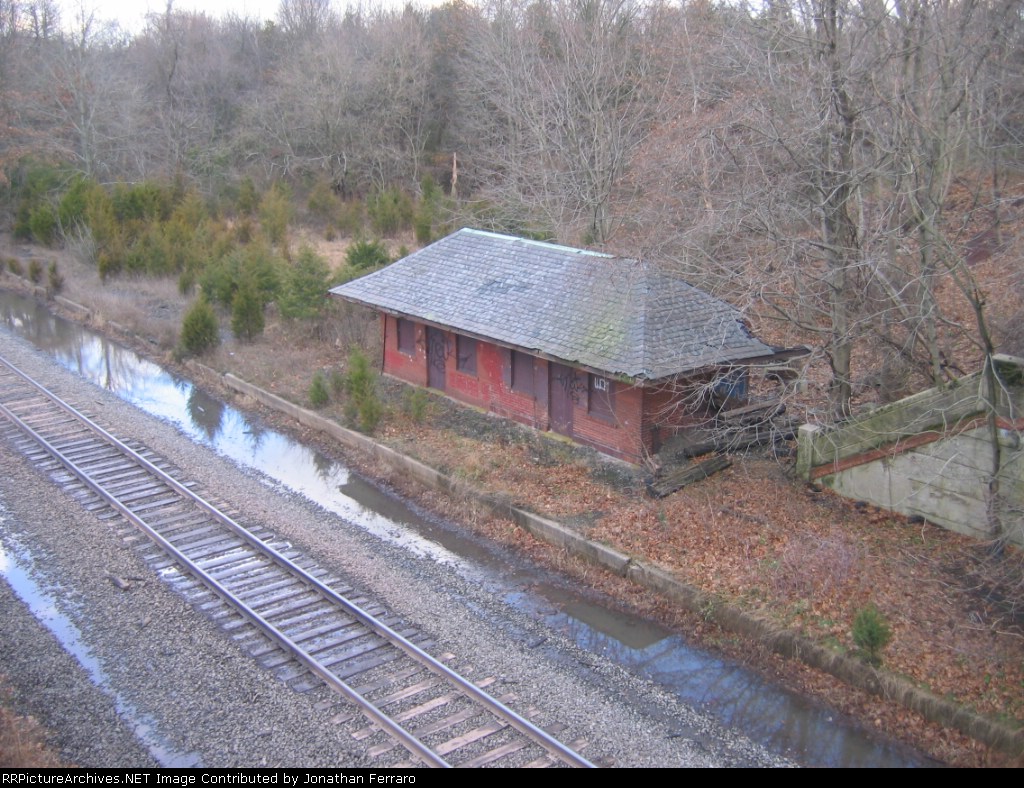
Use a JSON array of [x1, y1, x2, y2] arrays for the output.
[[330, 228, 783, 464]]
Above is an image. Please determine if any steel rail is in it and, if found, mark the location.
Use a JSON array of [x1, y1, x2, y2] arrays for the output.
[[0, 381, 449, 767], [0, 356, 596, 768]]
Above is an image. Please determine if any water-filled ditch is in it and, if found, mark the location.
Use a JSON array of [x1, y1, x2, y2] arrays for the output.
[[0, 289, 932, 767]]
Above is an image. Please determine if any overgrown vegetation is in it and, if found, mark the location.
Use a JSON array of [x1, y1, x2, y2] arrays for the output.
[[0, 0, 1022, 763]]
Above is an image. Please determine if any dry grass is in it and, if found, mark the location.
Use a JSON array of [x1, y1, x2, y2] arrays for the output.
[[88, 278, 186, 350], [0, 681, 67, 767], [3, 230, 1022, 765]]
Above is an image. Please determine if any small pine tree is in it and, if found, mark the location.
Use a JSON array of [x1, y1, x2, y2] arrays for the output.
[[402, 388, 430, 424], [852, 604, 892, 666], [58, 174, 100, 232], [281, 245, 330, 320], [414, 175, 440, 244], [345, 239, 390, 271], [309, 371, 329, 408], [231, 278, 265, 341], [29, 204, 57, 246], [177, 298, 220, 358], [307, 178, 341, 223], [237, 177, 259, 215], [329, 368, 345, 397], [245, 243, 283, 305], [259, 182, 292, 245], [366, 186, 413, 236], [344, 348, 382, 433]]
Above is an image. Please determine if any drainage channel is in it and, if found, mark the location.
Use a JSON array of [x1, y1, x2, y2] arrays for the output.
[[0, 516, 202, 767], [0, 289, 932, 767]]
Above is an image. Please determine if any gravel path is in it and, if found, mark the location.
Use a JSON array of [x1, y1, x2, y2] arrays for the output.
[[0, 328, 790, 768]]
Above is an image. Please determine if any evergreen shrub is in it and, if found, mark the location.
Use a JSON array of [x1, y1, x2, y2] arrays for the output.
[[231, 278, 265, 341], [366, 187, 413, 236], [309, 371, 329, 408], [344, 348, 382, 433], [346, 239, 390, 271], [852, 604, 892, 666], [178, 298, 220, 358]]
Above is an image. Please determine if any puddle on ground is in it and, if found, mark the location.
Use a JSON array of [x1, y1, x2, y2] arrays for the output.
[[0, 507, 202, 766], [0, 289, 933, 766]]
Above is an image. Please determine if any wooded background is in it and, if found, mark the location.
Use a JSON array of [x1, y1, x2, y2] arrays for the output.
[[1, 0, 1023, 423]]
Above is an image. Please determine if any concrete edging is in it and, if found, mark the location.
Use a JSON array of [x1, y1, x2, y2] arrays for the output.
[[202, 365, 1024, 757]]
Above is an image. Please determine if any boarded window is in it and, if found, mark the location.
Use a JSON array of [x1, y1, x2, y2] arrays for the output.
[[456, 335, 477, 375], [588, 374, 615, 421], [713, 368, 748, 402], [511, 350, 534, 396], [397, 318, 416, 355]]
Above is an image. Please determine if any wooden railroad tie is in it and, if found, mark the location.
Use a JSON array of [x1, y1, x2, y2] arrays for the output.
[[646, 454, 732, 498]]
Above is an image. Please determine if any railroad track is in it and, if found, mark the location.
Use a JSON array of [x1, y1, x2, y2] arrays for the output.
[[0, 354, 595, 768]]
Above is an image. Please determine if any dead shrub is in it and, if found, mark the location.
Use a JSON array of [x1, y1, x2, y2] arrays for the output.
[[771, 528, 864, 600], [64, 226, 97, 267], [947, 540, 1024, 634]]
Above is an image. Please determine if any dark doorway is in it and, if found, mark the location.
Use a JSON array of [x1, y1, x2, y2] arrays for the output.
[[427, 327, 447, 391], [549, 362, 576, 436]]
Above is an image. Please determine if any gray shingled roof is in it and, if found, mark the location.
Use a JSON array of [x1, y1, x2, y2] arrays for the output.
[[329, 228, 773, 381]]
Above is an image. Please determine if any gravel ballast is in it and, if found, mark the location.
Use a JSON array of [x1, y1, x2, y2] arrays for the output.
[[0, 328, 790, 768]]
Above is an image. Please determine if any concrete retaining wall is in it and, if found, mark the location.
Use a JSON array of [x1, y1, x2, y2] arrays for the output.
[[207, 365, 1023, 757], [14, 286, 1021, 756], [797, 356, 1024, 547]]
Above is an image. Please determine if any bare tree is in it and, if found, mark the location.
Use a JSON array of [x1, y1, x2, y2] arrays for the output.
[[666, 0, 889, 420], [129, 6, 264, 182], [249, 12, 362, 184], [458, 0, 670, 244], [33, 6, 138, 178], [277, 0, 336, 37], [356, 6, 436, 189], [24, 0, 58, 40]]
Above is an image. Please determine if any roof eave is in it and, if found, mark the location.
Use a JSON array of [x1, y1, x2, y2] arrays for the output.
[[641, 346, 811, 385], [329, 290, 802, 385], [330, 291, 652, 382]]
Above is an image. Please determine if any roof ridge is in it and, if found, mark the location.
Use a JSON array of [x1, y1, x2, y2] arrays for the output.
[[460, 227, 618, 260], [330, 230, 773, 380]]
